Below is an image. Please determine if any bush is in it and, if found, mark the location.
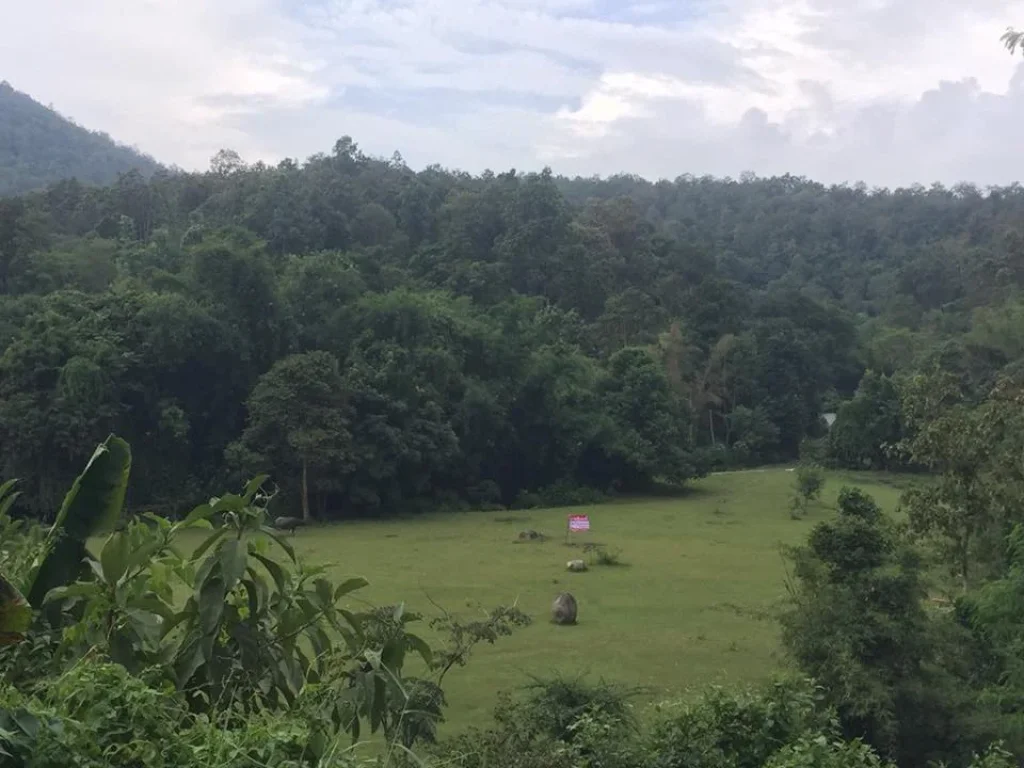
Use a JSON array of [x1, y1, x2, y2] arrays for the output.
[[0, 664, 368, 768], [433, 676, 638, 768], [644, 677, 834, 768], [589, 546, 626, 567], [519, 676, 637, 742], [790, 465, 826, 518], [764, 735, 894, 768]]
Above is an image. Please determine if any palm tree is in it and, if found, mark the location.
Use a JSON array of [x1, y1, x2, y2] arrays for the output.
[[1002, 27, 1024, 55]]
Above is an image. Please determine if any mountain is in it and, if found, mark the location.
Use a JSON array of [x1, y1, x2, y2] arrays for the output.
[[0, 81, 162, 197]]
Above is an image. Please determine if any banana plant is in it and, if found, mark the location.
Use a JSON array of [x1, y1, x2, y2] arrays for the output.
[[25, 434, 131, 610]]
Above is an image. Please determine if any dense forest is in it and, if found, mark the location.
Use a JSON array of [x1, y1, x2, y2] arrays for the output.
[[0, 82, 160, 196], [1, 136, 1023, 520]]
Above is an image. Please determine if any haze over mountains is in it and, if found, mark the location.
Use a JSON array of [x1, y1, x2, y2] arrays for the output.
[[0, 81, 161, 197]]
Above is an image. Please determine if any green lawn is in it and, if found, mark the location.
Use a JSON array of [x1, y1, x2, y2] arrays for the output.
[[278, 468, 906, 733]]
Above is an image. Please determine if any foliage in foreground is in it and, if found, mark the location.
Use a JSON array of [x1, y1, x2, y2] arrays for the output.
[[0, 435, 530, 766], [433, 675, 1018, 768]]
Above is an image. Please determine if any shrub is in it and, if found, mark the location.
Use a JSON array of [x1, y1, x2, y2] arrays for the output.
[[764, 735, 894, 768], [433, 676, 638, 768], [790, 465, 826, 519], [645, 678, 834, 768], [589, 546, 626, 567]]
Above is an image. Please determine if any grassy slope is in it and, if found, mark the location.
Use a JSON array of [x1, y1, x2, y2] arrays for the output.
[[279, 468, 906, 732]]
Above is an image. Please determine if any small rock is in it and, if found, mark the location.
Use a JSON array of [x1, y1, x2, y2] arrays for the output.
[[566, 559, 587, 572], [518, 529, 543, 541], [552, 592, 578, 625]]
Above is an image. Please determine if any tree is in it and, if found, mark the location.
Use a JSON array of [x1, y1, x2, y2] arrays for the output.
[[781, 487, 972, 767], [898, 373, 1013, 589], [828, 371, 903, 470], [587, 346, 697, 489], [1002, 27, 1024, 55], [790, 464, 825, 518], [230, 352, 352, 521]]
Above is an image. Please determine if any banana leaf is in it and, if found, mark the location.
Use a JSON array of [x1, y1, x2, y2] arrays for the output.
[[26, 435, 131, 608]]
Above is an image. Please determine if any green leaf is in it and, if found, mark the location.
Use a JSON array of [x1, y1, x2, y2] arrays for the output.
[[211, 494, 245, 515], [125, 537, 163, 572], [405, 632, 434, 667], [42, 582, 99, 605], [251, 553, 288, 595], [0, 571, 30, 646], [244, 567, 269, 617], [259, 525, 296, 561], [126, 609, 163, 631], [381, 636, 406, 672], [130, 595, 176, 622], [219, 538, 247, 592], [313, 578, 333, 609], [178, 503, 214, 529], [334, 577, 369, 601], [27, 435, 131, 607], [100, 531, 131, 584], [174, 638, 205, 689], [370, 675, 386, 733], [243, 475, 269, 501], [198, 577, 226, 637], [190, 527, 227, 563], [241, 578, 260, 624]]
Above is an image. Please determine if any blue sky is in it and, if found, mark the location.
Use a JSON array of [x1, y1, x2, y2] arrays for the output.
[[3, 0, 1024, 186]]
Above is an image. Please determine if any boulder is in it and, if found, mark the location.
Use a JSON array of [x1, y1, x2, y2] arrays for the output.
[[518, 529, 543, 541], [552, 592, 578, 625], [566, 559, 587, 572]]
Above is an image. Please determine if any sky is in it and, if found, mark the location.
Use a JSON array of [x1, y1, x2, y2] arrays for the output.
[[3, 0, 1024, 187]]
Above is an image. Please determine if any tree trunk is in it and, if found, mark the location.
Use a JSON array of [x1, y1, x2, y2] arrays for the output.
[[709, 410, 717, 445], [301, 458, 311, 522], [959, 533, 970, 592]]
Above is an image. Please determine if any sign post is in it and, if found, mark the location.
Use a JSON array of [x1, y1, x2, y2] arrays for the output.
[[566, 513, 591, 545]]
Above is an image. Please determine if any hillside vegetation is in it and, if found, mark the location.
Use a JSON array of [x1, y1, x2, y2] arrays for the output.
[[0, 81, 160, 196], [0, 136, 1023, 521]]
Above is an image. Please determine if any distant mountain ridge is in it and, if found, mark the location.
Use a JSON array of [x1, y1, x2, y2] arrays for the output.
[[0, 81, 162, 197]]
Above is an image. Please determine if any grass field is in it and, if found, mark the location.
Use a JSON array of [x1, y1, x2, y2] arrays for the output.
[[276, 468, 907, 733]]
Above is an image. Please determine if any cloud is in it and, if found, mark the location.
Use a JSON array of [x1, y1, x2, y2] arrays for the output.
[[2, 0, 1024, 185]]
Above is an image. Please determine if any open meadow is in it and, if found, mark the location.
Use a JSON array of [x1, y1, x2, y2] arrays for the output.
[[277, 468, 908, 732]]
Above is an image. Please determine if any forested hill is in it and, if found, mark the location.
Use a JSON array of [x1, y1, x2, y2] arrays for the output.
[[1, 136, 1023, 520], [0, 81, 161, 196]]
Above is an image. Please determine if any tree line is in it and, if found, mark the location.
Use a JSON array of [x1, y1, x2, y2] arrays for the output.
[[2, 138, 1024, 518]]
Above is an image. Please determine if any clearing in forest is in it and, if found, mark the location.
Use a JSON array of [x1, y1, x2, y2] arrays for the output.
[[263, 469, 904, 731]]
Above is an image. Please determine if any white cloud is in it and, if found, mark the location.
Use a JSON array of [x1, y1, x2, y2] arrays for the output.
[[1, 0, 1024, 185]]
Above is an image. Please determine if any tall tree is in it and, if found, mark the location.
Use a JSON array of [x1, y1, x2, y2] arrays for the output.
[[230, 351, 352, 521]]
